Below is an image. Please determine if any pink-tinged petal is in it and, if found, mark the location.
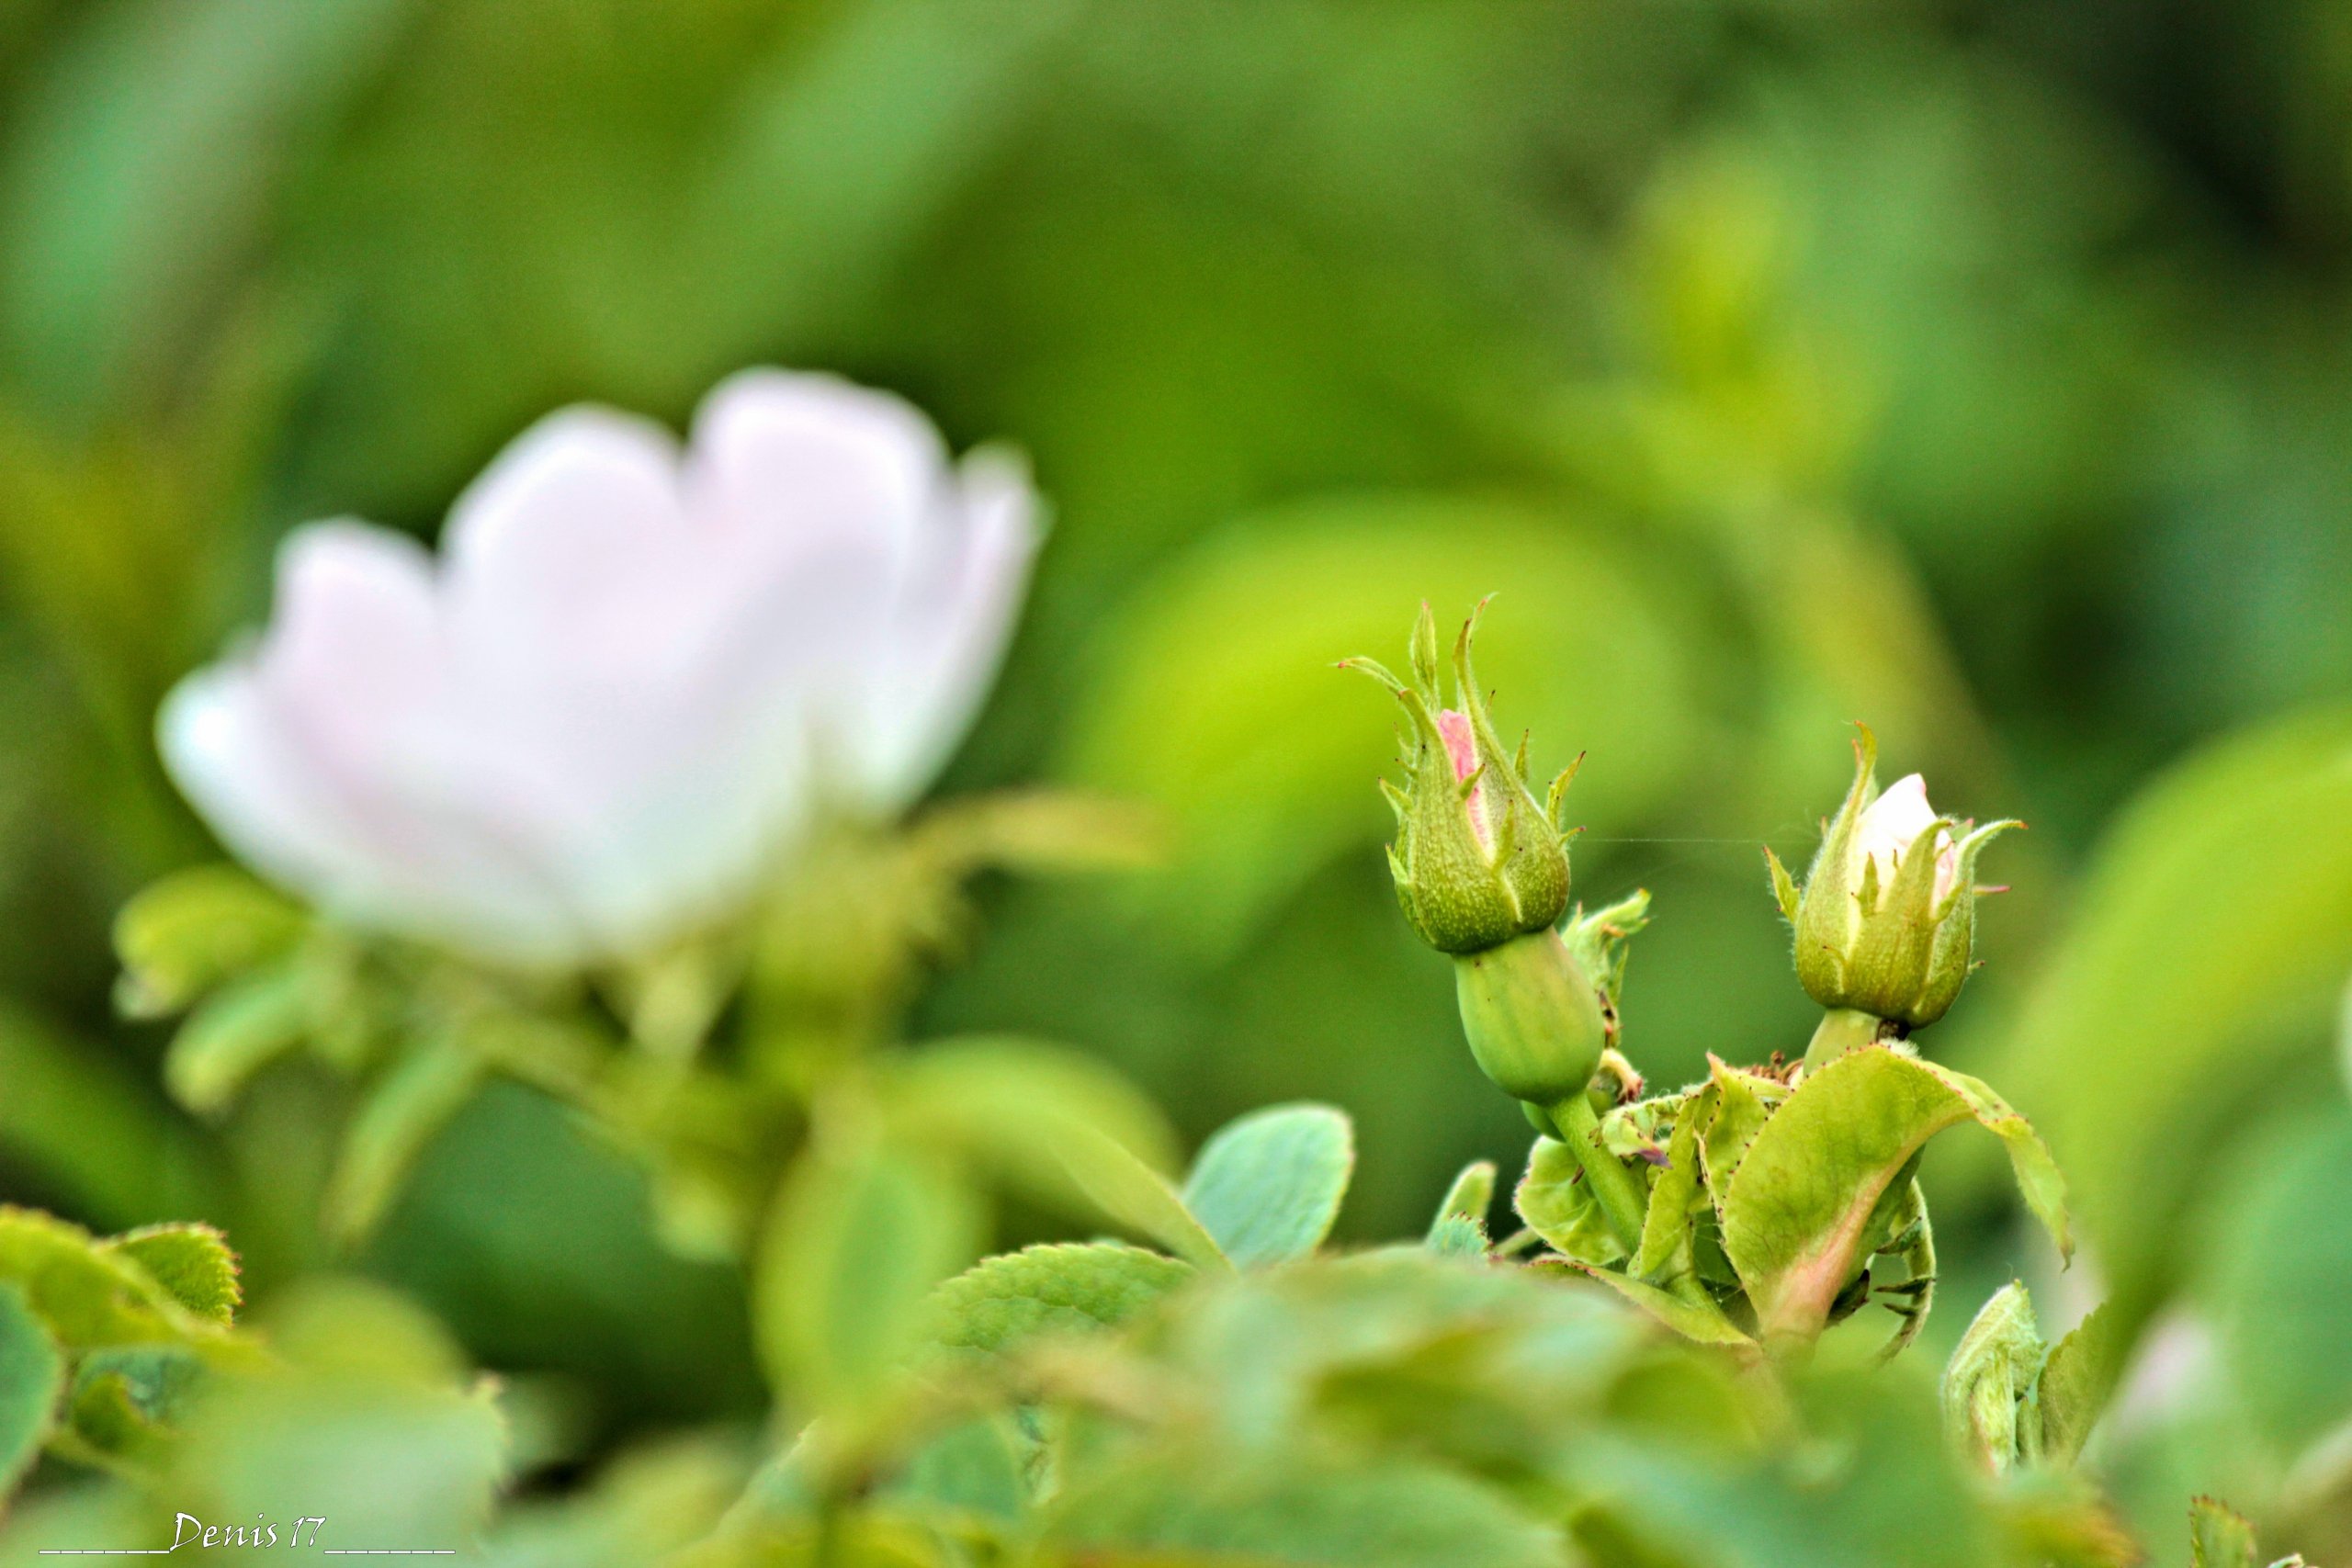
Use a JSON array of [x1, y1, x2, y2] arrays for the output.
[[853, 448, 1042, 807], [1436, 711, 1479, 782], [234, 524, 594, 961], [687, 368, 947, 576], [161, 664, 404, 930], [160, 369, 1043, 967], [1854, 772, 1929, 863], [161, 660, 582, 966], [442, 407, 706, 682], [1853, 772, 1957, 904], [255, 521, 439, 760], [510, 536, 879, 951], [1435, 710, 1494, 853]]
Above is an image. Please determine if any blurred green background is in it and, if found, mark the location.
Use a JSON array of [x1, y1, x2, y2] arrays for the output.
[[0, 0, 2347, 1555]]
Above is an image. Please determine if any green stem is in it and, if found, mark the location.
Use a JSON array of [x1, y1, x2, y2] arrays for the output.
[[1544, 1091, 1647, 1256], [812, 1502, 843, 1568], [1803, 1007, 1883, 1071]]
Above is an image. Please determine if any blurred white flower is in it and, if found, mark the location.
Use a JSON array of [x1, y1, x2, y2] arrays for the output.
[[160, 370, 1039, 967], [1851, 772, 1959, 906]]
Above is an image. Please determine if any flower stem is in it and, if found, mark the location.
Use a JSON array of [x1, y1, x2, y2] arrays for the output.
[[1544, 1091, 1647, 1256], [1803, 1007, 1883, 1071]]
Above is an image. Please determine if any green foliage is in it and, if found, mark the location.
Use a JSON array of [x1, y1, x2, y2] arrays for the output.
[[1718, 1046, 2068, 1348], [0, 3, 2346, 1559], [104, 1224, 240, 1323], [1939, 1282, 2128, 1481], [879, 1033, 1181, 1223], [0, 1207, 254, 1495], [114, 867, 305, 1021], [0, 1207, 225, 1349], [1054, 1118, 1230, 1270], [1427, 1159, 1498, 1257], [2039, 1304, 2126, 1469], [928, 1242, 1192, 1361], [1942, 1281, 2046, 1472], [2189, 1497, 2262, 1568], [755, 1127, 981, 1425], [163, 1281, 507, 1554], [1049, 1453, 1567, 1568], [321, 1033, 487, 1245], [1181, 1102, 1354, 1269], [2002, 710, 2352, 1336], [1514, 1134, 1623, 1267], [160, 962, 311, 1114], [1431, 1159, 1497, 1231], [1506, 1039, 2062, 1364], [476, 1438, 746, 1568], [0, 1284, 62, 1493]]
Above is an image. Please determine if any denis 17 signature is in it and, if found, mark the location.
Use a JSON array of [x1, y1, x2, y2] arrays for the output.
[[37, 1512, 454, 1555]]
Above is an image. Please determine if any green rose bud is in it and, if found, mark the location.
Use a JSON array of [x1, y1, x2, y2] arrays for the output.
[[1453, 928, 1609, 1107], [1765, 726, 2019, 1032], [1341, 602, 1577, 955]]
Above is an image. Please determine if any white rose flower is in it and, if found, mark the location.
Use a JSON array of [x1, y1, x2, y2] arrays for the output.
[[159, 370, 1040, 968], [1849, 772, 1959, 907]]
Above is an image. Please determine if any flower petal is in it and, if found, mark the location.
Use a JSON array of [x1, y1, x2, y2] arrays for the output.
[[854, 447, 1042, 806], [160, 370, 1042, 967], [442, 406, 707, 682], [165, 525, 590, 963], [688, 367, 948, 575]]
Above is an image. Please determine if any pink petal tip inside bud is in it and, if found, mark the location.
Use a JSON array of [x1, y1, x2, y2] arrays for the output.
[[1437, 710, 1478, 782]]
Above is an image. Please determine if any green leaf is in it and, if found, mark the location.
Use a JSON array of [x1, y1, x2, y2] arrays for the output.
[[112, 865, 306, 1019], [883, 1035, 1181, 1221], [469, 1433, 748, 1568], [1046, 1450, 1566, 1568], [1056, 1124, 1228, 1272], [164, 961, 311, 1114], [0, 1207, 219, 1348], [888, 1414, 1032, 1530], [1719, 1045, 2068, 1348], [755, 1127, 982, 1420], [2188, 1496, 2259, 1568], [104, 1223, 240, 1323], [66, 1345, 203, 1465], [2036, 1301, 2123, 1465], [1513, 1136, 1623, 1267], [1430, 1160, 1497, 1233], [931, 1242, 1192, 1362], [1425, 1161, 1495, 1257], [1546, 1260, 1752, 1348], [322, 1033, 488, 1246], [1999, 709, 2352, 1332], [1633, 1089, 1708, 1280], [171, 1280, 507, 1552], [1939, 1280, 2041, 1472], [1871, 1178, 1936, 1363], [1424, 1214, 1489, 1258], [670, 1516, 952, 1568], [2197, 1102, 2352, 1462], [0, 1283, 62, 1495], [1698, 1055, 1778, 1217], [1181, 1103, 1354, 1269], [1580, 1362, 2002, 1568]]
